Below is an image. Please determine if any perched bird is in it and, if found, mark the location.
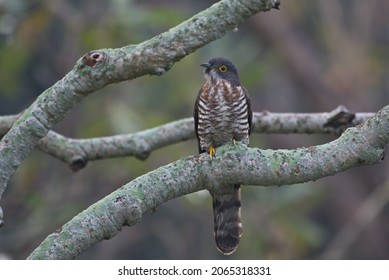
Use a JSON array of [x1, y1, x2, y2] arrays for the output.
[[193, 57, 252, 255]]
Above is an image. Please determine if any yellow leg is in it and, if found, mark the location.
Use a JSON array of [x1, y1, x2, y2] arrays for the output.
[[232, 138, 236, 145], [209, 146, 216, 159]]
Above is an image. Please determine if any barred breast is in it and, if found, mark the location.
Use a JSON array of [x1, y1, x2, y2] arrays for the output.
[[195, 80, 251, 152]]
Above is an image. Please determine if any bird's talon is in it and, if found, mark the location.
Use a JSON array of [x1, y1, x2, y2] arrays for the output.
[[232, 138, 236, 145], [209, 146, 216, 159]]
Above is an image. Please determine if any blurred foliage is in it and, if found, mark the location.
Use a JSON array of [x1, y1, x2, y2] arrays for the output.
[[1, 0, 389, 259]]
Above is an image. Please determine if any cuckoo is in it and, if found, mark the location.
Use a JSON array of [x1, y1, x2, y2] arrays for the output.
[[194, 57, 252, 254]]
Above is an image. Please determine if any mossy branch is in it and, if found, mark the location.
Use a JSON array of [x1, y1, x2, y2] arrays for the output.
[[0, 107, 372, 171], [27, 105, 388, 259], [0, 0, 280, 223]]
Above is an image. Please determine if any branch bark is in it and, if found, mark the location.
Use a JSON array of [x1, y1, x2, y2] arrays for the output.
[[0, 107, 373, 171], [27, 105, 388, 259], [0, 0, 280, 221]]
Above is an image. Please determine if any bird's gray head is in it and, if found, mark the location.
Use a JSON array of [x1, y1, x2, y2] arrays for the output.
[[201, 57, 241, 87]]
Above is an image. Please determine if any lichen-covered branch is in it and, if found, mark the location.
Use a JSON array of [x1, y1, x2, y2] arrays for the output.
[[27, 105, 388, 259], [0, 0, 280, 208], [0, 107, 374, 171], [34, 109, 375, 170]]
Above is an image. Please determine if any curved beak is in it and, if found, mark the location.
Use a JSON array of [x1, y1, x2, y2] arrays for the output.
[[200, 62, 210, 69]]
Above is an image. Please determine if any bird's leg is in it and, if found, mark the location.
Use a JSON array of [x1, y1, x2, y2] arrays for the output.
[[232, 138, 236, 145], [209, 145, 216, 159]]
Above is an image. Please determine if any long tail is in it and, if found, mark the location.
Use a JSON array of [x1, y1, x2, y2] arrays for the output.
[[212, 184, 242, 255]]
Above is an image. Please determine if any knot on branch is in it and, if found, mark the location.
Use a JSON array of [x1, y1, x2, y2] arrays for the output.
[[272, 0, 281, 10], [130, 138, 151, 160], [135, 151, 151, 161], [153, 67, 167, 76], [324, 105, 356, 134], [69, 157, 88, 172], [81, 51, 107, 68]]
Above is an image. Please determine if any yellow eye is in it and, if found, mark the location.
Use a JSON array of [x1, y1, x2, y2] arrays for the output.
[[218, 65, 228, 73]]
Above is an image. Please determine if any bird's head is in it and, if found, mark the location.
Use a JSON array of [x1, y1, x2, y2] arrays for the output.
[[201, 57, 241, 86]]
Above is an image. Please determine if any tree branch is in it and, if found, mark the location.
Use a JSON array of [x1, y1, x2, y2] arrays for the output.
[[0, 107, 374, 171], [27, 105, 388, 259], [0, 0, 280, 222]]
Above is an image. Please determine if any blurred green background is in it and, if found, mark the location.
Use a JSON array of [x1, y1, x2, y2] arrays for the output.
[[1, 0, 389, 259]]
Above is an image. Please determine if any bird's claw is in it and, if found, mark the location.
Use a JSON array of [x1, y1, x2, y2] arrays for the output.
[[209, 146, 216, 159]]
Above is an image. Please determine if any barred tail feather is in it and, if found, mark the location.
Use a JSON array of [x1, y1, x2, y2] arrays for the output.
[[212, 184, 242, 255]]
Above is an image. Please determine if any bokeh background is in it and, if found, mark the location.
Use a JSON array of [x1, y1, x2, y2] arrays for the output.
[[1, 0, 389, 259]]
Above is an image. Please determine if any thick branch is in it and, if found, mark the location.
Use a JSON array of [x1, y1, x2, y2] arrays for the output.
[[0, 0, 280, 205], [27, 105, 388, 259], [0, 107, 373, 171]]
